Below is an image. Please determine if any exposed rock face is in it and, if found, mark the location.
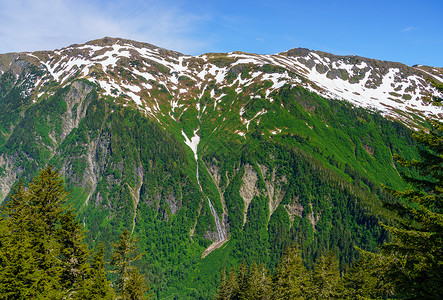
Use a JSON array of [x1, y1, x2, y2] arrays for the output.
[[0, 154, 22, 201], [1, 37, 441, 223], [130, 164, 144, 232], [0, 38, 437, 297], [239, 164, 258, 225], [165, 191, 180, 215], [0, 80, 96, 203], [60, 81, 93, 141], [257, 163, 287, 220], [284, 196, 303, 223], [205, 162, 229, 234]]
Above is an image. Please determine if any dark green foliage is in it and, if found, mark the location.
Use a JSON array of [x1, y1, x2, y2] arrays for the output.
[[57, 209, 91, 296], [5, 86, 68, 158], [272, 245, 311, 299], [0, 66, 41, 137], [111, 229, 149, 299], [0, 166, 156, 299], [207, 137, 391, 272], [236, 195, 270, 265], [0, 167, 68, 298], [188, 83, 419, 298], [0, 166, 114, 299], [215, 267, 240, 300], [309, 251, 343, 299], [268, 206, 291, 267], [215, 263, 272, 300], [343, 249, 394, 299], [378, 119, 443, 299], [223, 171, 245, 234], [431, 80, 443, 103], [245, 263, 272, 299], [79, 244, 115, 299], [215, 245, 348, 300]]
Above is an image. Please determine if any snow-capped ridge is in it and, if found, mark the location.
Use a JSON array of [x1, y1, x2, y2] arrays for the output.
[[2, 37, 442, 130]]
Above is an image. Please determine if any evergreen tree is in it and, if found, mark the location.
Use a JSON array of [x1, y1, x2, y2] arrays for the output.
[[215, 267, 240, 300], [344, 249, 394, 299], [0, 167, 67, 299], [309, 251, 343, 299], [57, 209, 91, 297], [237, 263, 249, 299], [0, 213, 37, 299], [381, 119, 443, 298], [0, 166, 113, 299], [244, 263, 271, 300], [125, 269, 149, 300], [77, 244, 115, 300], [111, 229, 149, 299], [272, 245, 311, 299], [215, 267, 229, 300]]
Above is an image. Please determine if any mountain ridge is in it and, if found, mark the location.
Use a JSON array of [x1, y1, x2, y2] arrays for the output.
[[1, 37, 441, 131]]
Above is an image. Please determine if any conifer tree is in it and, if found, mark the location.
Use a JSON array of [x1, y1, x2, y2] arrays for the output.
[[0, 166, 111, 299], [89, 244, 115, 299], [245, 262, 271, 300], [57, 209, 91, 297], [215, 267, 229, 300], [125, 269, 149, 300], [237, 263, 249, 299], [272, 245, 311, 299], [309, 251, 343, 299], [215, 267, 240, 300], [111, 229, 149, 299], [0, 167, 67, 299], [381, 119, 443, 298], [77, 244, 115, 300], [344, 249, 393, 299]]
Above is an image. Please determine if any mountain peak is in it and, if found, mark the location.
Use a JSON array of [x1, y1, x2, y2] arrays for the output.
[[83, 37, 183, 55]]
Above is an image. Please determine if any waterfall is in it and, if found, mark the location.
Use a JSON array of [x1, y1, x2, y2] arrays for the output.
[[182, 130, 224, 242], [207, 195, 225, 241]]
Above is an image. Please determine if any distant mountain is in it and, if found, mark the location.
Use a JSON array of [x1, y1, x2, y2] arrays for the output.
[[0, 37, 441, 298]]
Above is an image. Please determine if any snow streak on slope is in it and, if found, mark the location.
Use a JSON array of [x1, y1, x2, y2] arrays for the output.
[[182, 129, 200, 161], [16, 38, 443, 130], [272, 52, 443, 118], [182, 129, 225, 243]]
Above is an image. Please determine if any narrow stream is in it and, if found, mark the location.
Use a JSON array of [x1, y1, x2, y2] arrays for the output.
[[196, 163, 225, 241], [182, 129, 225, 242]]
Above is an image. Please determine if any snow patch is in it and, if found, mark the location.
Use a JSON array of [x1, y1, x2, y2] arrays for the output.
[[181, 130, 200, 161]]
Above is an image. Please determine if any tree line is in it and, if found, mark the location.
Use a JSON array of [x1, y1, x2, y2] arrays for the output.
[[215, 245, 394, 299]]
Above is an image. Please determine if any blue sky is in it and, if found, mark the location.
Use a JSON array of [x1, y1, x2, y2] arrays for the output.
[[0, 0, 442, 66]]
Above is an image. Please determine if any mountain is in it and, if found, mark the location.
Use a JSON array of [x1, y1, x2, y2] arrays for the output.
[[0, 37, 442, 298]]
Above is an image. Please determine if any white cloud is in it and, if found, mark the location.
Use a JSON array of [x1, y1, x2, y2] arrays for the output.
[[401, 26, 414, 32], [0, 0, 211, 54]]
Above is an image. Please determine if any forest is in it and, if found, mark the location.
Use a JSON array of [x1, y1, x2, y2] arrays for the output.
[[0, 118, 441, 299]]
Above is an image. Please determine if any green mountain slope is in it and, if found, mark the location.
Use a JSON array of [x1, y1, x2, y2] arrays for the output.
[[0, 38, 441, 298]]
